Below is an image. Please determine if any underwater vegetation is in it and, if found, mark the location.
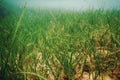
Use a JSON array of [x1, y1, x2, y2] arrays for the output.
[[0, 3, 120, 80]]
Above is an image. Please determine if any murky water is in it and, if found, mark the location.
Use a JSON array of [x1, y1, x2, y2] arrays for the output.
[[3, 0, 120, 11]]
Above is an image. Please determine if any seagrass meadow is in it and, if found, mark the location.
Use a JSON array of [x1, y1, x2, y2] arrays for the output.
[[0, 6, 120, 80]]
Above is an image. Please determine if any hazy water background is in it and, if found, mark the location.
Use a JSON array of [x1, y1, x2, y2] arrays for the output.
[[3, 0, 120, 11]]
